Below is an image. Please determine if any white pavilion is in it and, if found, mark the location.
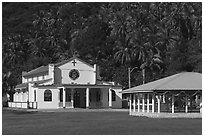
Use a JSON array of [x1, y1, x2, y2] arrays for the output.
[[121, 72, 202, 115]]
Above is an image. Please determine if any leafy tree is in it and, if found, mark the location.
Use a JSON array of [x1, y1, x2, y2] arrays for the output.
[[2, 2, 202, 97]]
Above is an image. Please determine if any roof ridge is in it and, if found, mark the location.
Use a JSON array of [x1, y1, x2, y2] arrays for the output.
[[154, 72, 202, 90], [55, 56, 94, 68], [54, 57, 75, 66], [153, 73, 183, 90], [122, 72, 201, 93]]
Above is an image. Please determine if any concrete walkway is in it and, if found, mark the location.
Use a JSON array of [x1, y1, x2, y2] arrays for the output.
[[130, 111, 202, 118], [37, 108, 129, 112], [3, 107, 38, 112]]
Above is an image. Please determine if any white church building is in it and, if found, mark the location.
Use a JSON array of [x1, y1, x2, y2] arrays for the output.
[[8, 57, 122, 109]]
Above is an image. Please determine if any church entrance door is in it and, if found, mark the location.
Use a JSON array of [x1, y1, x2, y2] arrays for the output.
[[73, 89, 86, 108], [74, 91, 80, 108]]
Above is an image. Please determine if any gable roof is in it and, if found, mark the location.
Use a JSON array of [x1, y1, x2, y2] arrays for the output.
[[122, 72, 202, 93], [55, 56, 94, 68], [23, 66, 49, 77], [22, 57, 94, 78], [15, 83, 28, 89], [15, 78, 53, 90]]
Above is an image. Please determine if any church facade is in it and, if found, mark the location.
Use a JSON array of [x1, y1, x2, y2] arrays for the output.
[[8, 57, 122, 109]]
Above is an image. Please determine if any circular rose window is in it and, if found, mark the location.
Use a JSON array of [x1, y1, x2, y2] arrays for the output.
[[69, 69, 80, 80]]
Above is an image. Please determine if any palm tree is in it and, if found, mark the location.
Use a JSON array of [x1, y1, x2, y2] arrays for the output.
[[114, 41, 132, 65], [131, 25, 164, 84]]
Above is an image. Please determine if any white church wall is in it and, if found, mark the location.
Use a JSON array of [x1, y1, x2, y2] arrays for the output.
[[33, 77, 36, 81], [22, 103, 27, 108], [24, 78, 28, 83], [37, 87, 59, 109], [28, 84, 33, 102], [57, 59, 96, 85], [22, 92, 26, 102], [39, 76, 43, 81], [48, 64, 54, 84], [111, 87, 122, 108], [28, 83, 35, 102], [89, 88, 100, 108], [44, 75, 48, 79], [100, 88, 122, 108], [54, 67, 61, 84]]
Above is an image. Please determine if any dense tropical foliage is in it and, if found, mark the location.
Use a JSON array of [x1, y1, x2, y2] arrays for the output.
[[3, 2, 202, 98]]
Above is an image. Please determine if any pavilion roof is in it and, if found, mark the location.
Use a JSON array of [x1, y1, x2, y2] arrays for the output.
[[122, 72, 202, 93]]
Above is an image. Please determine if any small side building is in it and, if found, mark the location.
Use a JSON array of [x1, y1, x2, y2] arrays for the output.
[[8, 57, 122, 109], [121, 72, 202, 114]]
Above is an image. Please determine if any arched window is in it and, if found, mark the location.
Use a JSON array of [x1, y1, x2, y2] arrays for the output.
[[44, 90, 52, 101]]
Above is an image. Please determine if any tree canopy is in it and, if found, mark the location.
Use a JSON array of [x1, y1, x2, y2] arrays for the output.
[[2, 2, 202, 96]]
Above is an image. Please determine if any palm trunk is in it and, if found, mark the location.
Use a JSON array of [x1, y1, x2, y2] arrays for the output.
[[142, 68, 145, 84], [128, 67, 131, 88]]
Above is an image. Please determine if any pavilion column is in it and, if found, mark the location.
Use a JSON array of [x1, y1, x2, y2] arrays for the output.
[[157, 95, 161, 113], [163, 94, 165, 103], [152, 93, 155, 113], [71, 88, 74, 108], [142, 94, 145, 112], [129, 94, 132, 115], [185, 95, 188, 113], [147, 93, 150, 112], [172, 94, 175, 113], [109, 88, 112, 108], [62, 87, 66, 108], [86, 88, 90, 108], [137, 93, 140, 112], [133, 94, 136, 112]]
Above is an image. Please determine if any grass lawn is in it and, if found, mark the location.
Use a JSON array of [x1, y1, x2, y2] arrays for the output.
[[2, 109, 202, 135]]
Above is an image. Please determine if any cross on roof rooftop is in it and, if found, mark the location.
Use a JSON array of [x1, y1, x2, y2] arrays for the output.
[[72, 59, 77, 66]]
